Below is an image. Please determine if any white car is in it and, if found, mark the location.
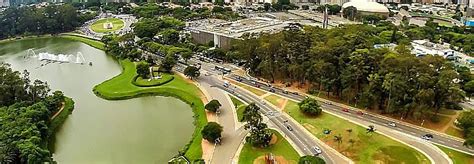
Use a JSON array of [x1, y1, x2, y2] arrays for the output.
[[388, 122, 396, 127], [313, 146, 322, 155]]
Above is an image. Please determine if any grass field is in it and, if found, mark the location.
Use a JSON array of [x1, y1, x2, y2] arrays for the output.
[[93, 59, 207, 160], [239, 129, 300, 164], [60, 34, 105, 50], [445, 126, 465, 138], [231, 81, 266, 96], [230, 95, 247, 122], [134, 74, 174, 87], [264, 94, 285, 108], [90, 18, 125, 33], [285, 100, 429, 163], [436, 145, 474, 164]]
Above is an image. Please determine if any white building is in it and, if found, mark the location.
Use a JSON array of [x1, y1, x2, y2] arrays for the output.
[[342, 0, 390, 16], [411, 40, 455, 57], [0, 0, 10, 7]]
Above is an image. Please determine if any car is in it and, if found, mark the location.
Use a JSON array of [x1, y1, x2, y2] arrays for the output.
[[312, 146, 322, 155], [292, 92, 299, 95], [269, 88, 276, 93], [282, 90, 289, 94], [286, 125, 293, 131], [421, 134, 433, 140], [388, 122, 396, 127], [255, 84, 261, 88], [342, 108, 350, 112], [236, 77, 243, 82], [356, 111, 364, 115]]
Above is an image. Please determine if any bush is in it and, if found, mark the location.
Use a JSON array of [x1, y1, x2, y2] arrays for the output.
[[201, 122, 223, 143], [298, 97, 322, 116], [298, 155, 325, 164], [205, 100, 221, 113]]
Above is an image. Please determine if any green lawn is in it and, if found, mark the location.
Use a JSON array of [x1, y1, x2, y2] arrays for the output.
[[90, 18, 125, 33], [436, 145, 474, 164], [230, 95, 247, 122], [239, 129, 300, 164], [285, 100, 429, 164], [133, 74, 174, 87], [60, 34, 105, 50], [230, 81, 266, 96], [93, 59, 207, 160], [445, 126, 465, 139], [264, 94, 284, 107]]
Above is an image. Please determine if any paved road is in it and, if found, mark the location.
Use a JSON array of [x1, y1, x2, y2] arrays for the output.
[[226, 74, 474, 156], [197, 78, 248, 164], [202, 76, 351, 164]]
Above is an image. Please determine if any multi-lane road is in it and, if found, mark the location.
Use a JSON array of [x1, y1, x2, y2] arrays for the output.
[[226, 74, 474, 156]]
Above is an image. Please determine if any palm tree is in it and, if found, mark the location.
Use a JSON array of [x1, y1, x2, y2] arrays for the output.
[[366, 125, 376, 136], [348, 139, 355, 150], [334, 134, 343, 148]]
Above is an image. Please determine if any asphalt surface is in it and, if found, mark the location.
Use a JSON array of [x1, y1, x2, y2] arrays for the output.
[[226, 74, 474, 156], [172, 59, 348, 163]]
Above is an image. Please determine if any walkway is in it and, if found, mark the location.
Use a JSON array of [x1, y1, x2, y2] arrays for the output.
[[198, 75, 248, 164]]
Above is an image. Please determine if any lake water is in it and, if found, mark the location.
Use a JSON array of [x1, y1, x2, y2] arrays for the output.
[[0, 37, 194, 163]]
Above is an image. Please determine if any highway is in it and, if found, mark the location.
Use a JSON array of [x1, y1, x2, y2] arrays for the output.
[[172, 60, 350, 164], [226, 74, 474, 156], [200, 75, 350, 164]]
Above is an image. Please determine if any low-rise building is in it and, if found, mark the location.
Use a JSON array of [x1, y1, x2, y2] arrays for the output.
[[411, 40, 455, 57]]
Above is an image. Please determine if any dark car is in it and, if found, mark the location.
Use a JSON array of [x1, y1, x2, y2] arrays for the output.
[[422, 134, 434, 140], [292, 92, 299, 95], [356, 111, 364, 115], [236, 77, 243, 82], [286, 125, 293, 131], [269, 88, 276, 93], [282, 90, 289, 94]]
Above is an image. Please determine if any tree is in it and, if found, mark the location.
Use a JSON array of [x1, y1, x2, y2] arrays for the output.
[[334, 134, 343, 148], [184, 66, 200, 79], [463, 80, 474, 98], [264, 3, 271, 11], [205, 100, 221, 113], [243, 103, 273, 147], [456, 111, 474, 135], [298, 97, 322, 116], [160, 54, 176, 72], [298, 155, 325, 164], [342, 6, 357, 21], [201, 122, 223, 143], [133, 18, 159, 38], [136, 62, 150, 79]]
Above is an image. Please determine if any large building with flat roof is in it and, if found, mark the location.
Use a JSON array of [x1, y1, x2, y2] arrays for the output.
[[187, 17, 288, 49]]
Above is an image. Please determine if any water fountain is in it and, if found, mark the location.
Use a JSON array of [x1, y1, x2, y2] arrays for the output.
[[26, 49, 88, 65]]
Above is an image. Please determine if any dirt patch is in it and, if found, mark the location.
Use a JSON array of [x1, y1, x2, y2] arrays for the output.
[[206, 111, 217, 122], [276, 98, 287, 109], [269, 134, 278, 145], [253, 155, 295, 164]]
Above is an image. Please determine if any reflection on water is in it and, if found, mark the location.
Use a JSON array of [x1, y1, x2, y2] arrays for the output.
[[0, 37, 194, 164]]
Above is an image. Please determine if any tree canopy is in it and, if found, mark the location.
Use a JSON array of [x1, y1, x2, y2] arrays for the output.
[[298, 155, 325, 164], [205, 100, 221, 113], [184, 66, 200, 79], [242, 103, 273, 148], [201, 122, 223, 143], [298, 97, 322, 116], [0, 63, 67, 163], [232, 23, 466, 121]]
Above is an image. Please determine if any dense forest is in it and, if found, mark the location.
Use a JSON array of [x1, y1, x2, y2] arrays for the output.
[[0, 63, 68, 163], [232, 22, 470, 121], [0, 4, 95, 39]]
